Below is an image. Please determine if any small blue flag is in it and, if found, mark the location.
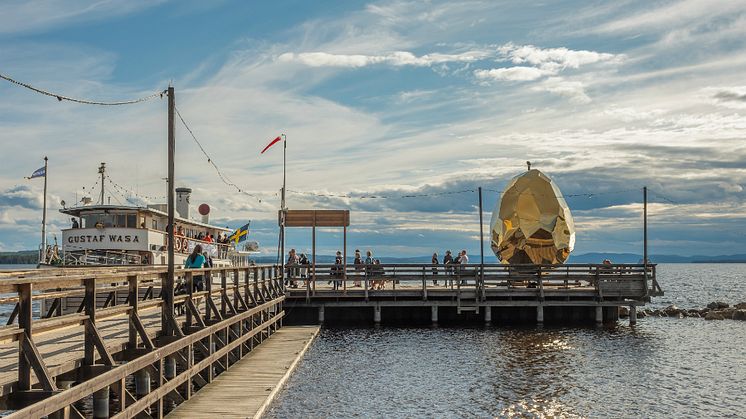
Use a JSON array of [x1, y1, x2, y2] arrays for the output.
[[27, 166, 46, 179]]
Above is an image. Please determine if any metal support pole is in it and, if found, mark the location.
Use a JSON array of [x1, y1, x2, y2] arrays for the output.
[[374, 305, 381, 323], [431, 306, 438, 325], [484, 306, 492, 324], [478, 186, 484, 294], [629, 305, 637, 325], [164, 86, 176, 336], [39, 157, 48, 264], [536, 305, 544, 323], [93, 385, 110, 419], [318, 306, 325, 324], [134, 370, 151, 398], [596, 306, 604, 324]]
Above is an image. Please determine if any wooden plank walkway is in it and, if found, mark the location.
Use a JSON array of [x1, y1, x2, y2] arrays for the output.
[[168, 325, 320, 419]]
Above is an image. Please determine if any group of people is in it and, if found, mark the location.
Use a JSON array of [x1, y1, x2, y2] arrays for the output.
[[175, 226, 232, 245], [285, 248, 386, 290], [285, 248, 311, 288], [431, 249, 470, 285]]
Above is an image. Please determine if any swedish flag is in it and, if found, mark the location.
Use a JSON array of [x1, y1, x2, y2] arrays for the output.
[[229, 222, 250, 244]]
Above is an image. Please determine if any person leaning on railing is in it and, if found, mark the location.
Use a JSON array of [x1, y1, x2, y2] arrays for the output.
[[184, 244, 206, 292]]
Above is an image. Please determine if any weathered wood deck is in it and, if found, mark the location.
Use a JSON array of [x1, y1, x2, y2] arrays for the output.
[[168, 325, 319, 419], [0, 265, 286, 418]]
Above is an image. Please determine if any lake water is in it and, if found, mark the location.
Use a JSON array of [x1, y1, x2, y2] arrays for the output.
[[267, 264, 746, 418]]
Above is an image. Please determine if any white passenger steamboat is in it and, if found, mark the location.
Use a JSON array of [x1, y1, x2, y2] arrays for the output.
[[57, 186, 253, 267]]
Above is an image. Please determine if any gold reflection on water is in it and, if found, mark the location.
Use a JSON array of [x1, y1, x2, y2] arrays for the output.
[[499, 398, 585, 418], [490, 169, 575, 264]]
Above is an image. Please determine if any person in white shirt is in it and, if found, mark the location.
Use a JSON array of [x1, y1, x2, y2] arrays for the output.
[[459, 250, 469, 285]]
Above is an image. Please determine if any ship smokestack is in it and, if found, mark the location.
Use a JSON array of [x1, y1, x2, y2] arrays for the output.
[[175, 187, 192, 219]]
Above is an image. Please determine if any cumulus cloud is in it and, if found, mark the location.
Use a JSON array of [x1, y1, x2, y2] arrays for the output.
[[474, 66, 549, 81], [0, 185, 44, 209], [277, 50, 491, 68], [472, 43, 622, 102], [497, 43, 622, 70]]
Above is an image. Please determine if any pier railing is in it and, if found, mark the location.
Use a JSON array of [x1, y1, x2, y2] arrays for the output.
[[0, 264, 284, 417], [284, 263, 659, 303]]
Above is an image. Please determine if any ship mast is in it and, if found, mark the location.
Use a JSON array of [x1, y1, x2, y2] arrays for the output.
[[98, 162, 106, 205]]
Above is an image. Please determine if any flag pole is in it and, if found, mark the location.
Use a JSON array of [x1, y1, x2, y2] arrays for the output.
[[280, 134, 286, 283], [39, 156, 48, 265]]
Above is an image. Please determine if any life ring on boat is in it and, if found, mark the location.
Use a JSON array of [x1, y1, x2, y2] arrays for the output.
[[174, 238, 183, 253], [182, 238, 190, 253]]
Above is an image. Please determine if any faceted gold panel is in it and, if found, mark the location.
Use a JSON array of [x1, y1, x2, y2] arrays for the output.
[[490, 169, 575, 264]]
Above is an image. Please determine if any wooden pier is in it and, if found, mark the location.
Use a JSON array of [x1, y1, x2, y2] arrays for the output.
[[0, 265, 285, 418], [168, 325, 319, 419], [284, 263, 663, 325]]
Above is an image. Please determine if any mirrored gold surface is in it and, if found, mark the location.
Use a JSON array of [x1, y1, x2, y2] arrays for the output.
[[490, 169, 575, 264]]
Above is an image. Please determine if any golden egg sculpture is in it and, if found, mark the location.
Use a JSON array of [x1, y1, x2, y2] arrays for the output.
[[490, 169, 575, 264]]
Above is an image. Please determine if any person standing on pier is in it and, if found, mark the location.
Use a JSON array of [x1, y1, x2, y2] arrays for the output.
[[185, 244, 206, 291], [458, 250, 469, 285], [332, 251, 344, 290], [444, 250, 453, 285], [431, 252, 439, 285], [353, 249, 363, 287], [286, 249, 299, 288]]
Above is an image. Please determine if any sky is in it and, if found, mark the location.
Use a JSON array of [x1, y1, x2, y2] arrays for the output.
[[1, 0, 746, 259]]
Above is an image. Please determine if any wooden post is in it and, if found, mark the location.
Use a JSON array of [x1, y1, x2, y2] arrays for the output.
[[185, 272, 193, 327], [127, 275, 138, 349], [536, 305, 544, 323], [18, 283, 32, 390], [205, 269, 213, 321], [596, 306, 603, 324], [164, 85, 176, 337], [84, 278, 96, 365]]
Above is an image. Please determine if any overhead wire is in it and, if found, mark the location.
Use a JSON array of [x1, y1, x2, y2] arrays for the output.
[[0, 72, 166, 106], [174, 106, 262, 203]]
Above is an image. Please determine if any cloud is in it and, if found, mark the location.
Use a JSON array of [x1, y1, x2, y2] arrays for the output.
[[591, 0, 746, 35], [0, 0, 165, 35], [0, 185, 44, 209], [497, 43, 623, 71], [277, 50, 491, 68], [713, 88, 746, 103], [534, 77, 591, 103], [472, 43, 622, 102], [474, 66, 549, 81]]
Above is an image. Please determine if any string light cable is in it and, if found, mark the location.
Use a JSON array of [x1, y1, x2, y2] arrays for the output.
[[0, 72, 166, 105], [174, 106, 262, 203], [286, 189, 476, 199]]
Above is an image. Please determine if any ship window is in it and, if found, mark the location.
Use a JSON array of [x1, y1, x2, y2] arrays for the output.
[[115, 215, 126, 228], [152, 219, 158, 230]]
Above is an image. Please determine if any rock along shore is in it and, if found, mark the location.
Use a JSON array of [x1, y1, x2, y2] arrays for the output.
[[619, 302, 746, 321]]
